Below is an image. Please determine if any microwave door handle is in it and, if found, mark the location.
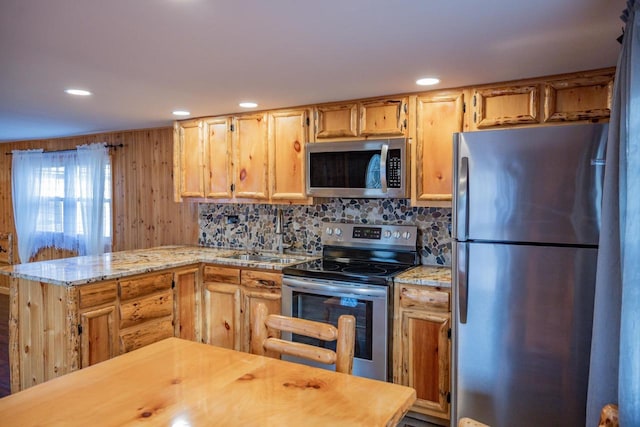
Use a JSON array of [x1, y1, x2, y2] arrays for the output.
[[380, 144, 388, 192]]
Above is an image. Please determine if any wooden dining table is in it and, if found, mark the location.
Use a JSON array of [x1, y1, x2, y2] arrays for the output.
[[0, 337, 416, 426]]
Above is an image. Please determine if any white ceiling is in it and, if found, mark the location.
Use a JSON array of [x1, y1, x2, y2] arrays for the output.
[[0, 0, 625, 142]]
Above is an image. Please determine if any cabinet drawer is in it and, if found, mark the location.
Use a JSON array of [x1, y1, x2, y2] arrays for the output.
[[119, 317, 174, 353], [203, 265, 241, 284], [241, 270, 282, 290], [119, 272, 173, 301], [79, 281, 118, 309], [399, 286, 449, 311], [119, 290, 174, 329]]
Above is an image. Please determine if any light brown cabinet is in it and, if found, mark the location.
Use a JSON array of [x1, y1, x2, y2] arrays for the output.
[[269, 109, 312, 202], [202, 265, 242, 350], [394, 284, 451, 422], [233, 114, 269, 199], [543, 73, 614, 122], [314, 96, 408, 141], [241, 270, 282, 355], [174, 119, 205, 198], [175, 111, 311, 204], [201, 265, 281, 355], [411, 91, 464, 206], [173, 266, 200, 342], [204, 117, 234, 199], [468, 69, 614, 131], [78, 281, 118, 368], [118, 271, 175, 353]]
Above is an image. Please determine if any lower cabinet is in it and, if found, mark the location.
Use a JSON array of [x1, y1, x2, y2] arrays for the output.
[[394, 284, 451, 422], [117, 271, 175, 353], [202, 265, 242, 350], [78, 281, 118, 368], [201, 265, 281, 354]]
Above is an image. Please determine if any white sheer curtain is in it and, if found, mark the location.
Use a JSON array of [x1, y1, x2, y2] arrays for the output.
[[11, 149, 44, 263], [77, 143, 111, 256], [587, 1, 640, 425], [11, 143, 112, 262]]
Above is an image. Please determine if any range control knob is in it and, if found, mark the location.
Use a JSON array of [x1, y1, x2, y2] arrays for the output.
[[325, 227, 333, 236], [392, 231, 401, 239], [334, 227, 343, 237], [402, 231, 411, 239], [383, 230, 392, 239]]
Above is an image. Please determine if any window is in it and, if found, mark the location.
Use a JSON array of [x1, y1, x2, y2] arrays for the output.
[[11, 144, 112, 262]]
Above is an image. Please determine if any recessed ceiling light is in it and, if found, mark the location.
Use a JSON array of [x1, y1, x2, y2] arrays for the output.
[[172, 110, 191, 116], [239, 102, 258, 108], [416, 77, 440, 86], [65, 89, 92, 96]]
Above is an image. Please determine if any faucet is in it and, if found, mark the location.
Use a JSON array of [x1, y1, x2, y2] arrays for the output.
[[275, 208, 284, 254]]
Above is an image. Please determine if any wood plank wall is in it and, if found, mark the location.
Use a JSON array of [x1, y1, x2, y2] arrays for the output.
[[0, 127, 199, 266]]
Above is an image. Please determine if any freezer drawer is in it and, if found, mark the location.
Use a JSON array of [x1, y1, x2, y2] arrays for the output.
[[453, 241, 597, 427]]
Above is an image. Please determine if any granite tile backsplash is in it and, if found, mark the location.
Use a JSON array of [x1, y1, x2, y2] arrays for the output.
[[199, 198, 452, 266]]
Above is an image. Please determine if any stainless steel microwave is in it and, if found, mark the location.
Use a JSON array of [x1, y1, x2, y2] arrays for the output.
[[306, 138, 408, 198]]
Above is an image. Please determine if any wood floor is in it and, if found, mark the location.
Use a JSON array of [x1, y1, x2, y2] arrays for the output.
[[0, 293, 9, 397]]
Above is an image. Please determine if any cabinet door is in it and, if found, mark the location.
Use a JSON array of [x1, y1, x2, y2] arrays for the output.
[[203, 282, 242, 350], [204, 117, 233, 198], [269, 109, 312, 201], [400, 309, 451, 419], [233, 114, 269, 199], [543, 73, 613, 122], [78, 281, 119, 368], [174, 119, 205, 198], [243, 287, 281, 355], [471, 85, 539, 129], [412, 92, 463, 205], [314, 103, 358, 140], [241, 269, 282, 355], [80, 305, 118, 368], [174, 267, 200, 342], [360, 97, 408, 137]]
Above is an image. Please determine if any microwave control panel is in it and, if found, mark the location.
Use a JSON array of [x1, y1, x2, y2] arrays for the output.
[[387, 150, 402, 188]]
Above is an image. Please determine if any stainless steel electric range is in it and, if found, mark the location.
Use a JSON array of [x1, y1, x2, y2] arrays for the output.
[[282, 222, 419, 381]]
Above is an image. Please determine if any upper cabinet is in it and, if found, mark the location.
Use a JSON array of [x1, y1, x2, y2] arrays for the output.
[[314, 96, 409, 141], [174, 67, 614, 207], [411, 91, 464, 206], [269, 109, 312, 202], [543, 73, 613, 123], [174, 110, 311, 204], [204, 117, 233, 199], [467, 68, 614, 131], [233, 114, 269, 200], [174, 119, 205, 198]]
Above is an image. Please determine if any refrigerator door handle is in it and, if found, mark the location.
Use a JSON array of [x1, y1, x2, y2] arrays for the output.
[[458, 242, 469, 324], [457, 156, 469, 240]]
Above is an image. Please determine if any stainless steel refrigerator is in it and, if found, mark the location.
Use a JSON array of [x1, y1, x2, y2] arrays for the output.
[[452, 123, 608, 426]]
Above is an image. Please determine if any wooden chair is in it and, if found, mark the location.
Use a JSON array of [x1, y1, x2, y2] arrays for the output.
[[251, 302, 356, 374], [598, 404, 619, 427]]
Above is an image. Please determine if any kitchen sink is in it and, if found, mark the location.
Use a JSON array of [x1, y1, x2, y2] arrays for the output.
[[222, 253, 303, 264]]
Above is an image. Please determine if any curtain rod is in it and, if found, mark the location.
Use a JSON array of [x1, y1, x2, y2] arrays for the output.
[[4, 143, 124, 156]]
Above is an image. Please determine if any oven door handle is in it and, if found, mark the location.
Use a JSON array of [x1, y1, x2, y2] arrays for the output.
[[283, 277, 388, 299]]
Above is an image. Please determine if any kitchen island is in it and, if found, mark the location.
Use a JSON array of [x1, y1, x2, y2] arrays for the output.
[[0, 245, 318, 393]]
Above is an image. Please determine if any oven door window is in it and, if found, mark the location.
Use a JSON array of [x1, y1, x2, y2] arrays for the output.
[[291, 291, 373, 360]]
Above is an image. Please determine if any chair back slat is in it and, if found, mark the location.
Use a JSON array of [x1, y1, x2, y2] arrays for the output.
[[265, 315, 338, 341], [263, 338, 337, 365]]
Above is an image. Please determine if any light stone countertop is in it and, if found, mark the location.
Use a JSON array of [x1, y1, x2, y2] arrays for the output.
[[0, 245, 319, 287], [394, 265, 452, 288]]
